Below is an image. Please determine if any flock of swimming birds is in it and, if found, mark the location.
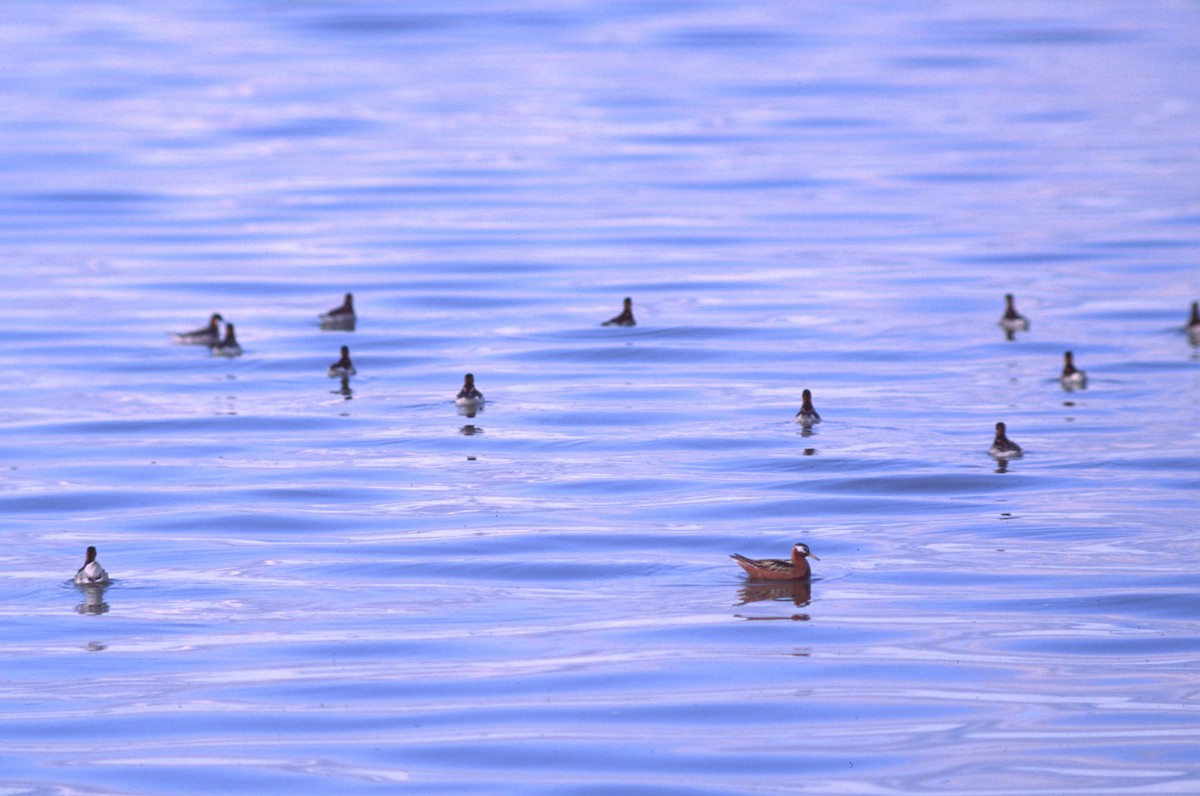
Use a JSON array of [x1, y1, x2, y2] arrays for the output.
[[72, 294, 1200, 587]]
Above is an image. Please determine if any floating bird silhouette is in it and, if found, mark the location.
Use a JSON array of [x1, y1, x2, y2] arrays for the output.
[[212, 323, 242, 357], [321, 293, 355, 329], [602, 297, 636, 327], [1060, 351, 1086, 389], [328, 345, 356, 377], [999, 293, 1029, 339], [174, 313, 223, 345]]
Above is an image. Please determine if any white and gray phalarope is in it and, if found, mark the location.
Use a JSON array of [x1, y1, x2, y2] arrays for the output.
[[999, 293, 1029, 337], [989, 421, 1023, 459], [1060, 351, 1086, 389], [794, 388, 821, 427], [74, 546, 109, 586], [321, 293, 355, 328], [212, 323, 242, 357], [455, 373, 484, 406], [328, 345, 356, 377]]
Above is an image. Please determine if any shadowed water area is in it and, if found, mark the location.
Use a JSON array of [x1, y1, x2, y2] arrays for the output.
[[1, 1, 1199, 793]]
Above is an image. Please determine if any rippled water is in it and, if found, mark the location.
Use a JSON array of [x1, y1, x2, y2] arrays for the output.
[[2, 1, 1199, 793]]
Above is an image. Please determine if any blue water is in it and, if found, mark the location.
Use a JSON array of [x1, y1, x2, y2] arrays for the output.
[[2, 1, 1199, 793]]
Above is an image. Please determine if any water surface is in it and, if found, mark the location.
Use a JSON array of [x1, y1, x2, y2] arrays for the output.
[[1, 1, 1199, 793]]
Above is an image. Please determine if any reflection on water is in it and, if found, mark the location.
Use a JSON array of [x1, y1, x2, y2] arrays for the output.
[[74, 584, 109, 616], [735, 612, 812, 622], [459, 424, 482, 436], [331, 374, 353, 399], [735, 579, 812, 609], [320, 316, 356, 332]]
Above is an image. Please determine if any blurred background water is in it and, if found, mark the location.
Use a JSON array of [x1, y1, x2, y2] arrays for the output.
[[1, 1, 1198, 793]]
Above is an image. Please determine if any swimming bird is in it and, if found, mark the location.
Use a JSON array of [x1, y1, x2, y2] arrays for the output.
[[989, 421, 1023, 458], [794, 388, 822, 427], [999, 293, 1029, 337], [174, 313, 224, 345], [730, 543, 819, 581], [1188, 301, 1200, 337], [455, 373, 484, 406], [328, 345, 356, 377], [212, 323, 242, 357], [321, 293, 355, 328], [74, 546, 109, 586], [602, 297, 636, 327], [1060, 350, 1086, 389]]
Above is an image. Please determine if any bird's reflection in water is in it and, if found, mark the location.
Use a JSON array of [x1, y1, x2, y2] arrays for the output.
[[331, 375, 352, 399], [459, 424, 483, 436], [734, 579, 812, 621], [86, 641, 107, 652], [798, 427, 815, 440], [75, 584, 109, 616], [320, 317, 355, 332], [995, 458, 1010, 474], [457, 404, 483, 420], [802, 448, 816, 456]]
